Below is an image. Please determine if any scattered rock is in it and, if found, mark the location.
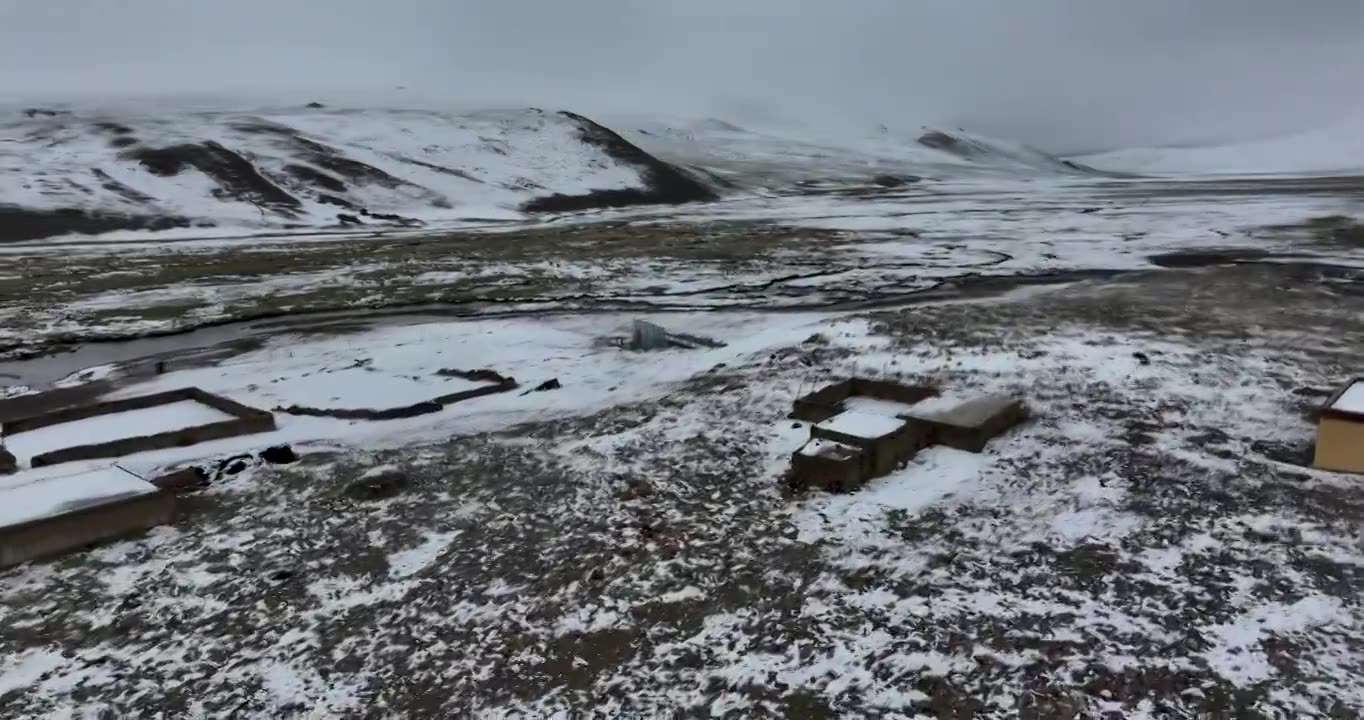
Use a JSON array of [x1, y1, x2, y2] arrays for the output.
[[1251, 439, 1314, 467], [619, 477, 652, 501], [259, 444, 298, 465], [802, 333, 830, 346], [305, 102, 326, 109], [0, 448, 17, 475], [151, 466, 208, 493], [1188, 428, 1231, 447], [216, 454, 254, 477], [361, 210, 424, 226], [344, 470, 408, 501], [528, 378, 561, 393], [267, 568, 296, 583], [337, 213, 363, 226], [1292, 386, 1332, 398], [436, 368, 514, 384], [1132, 352, 1151, 366]]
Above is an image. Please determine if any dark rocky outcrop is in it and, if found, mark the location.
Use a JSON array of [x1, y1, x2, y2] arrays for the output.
[[522, 112, 719, 213], [259, 444, 298, 464], [151, 466, 209, 493], [125, 141, 302, 216], [0, 206, 195, 244]]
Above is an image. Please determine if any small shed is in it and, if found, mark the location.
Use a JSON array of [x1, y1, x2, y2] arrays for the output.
[[1314, 378, 1364, 474]]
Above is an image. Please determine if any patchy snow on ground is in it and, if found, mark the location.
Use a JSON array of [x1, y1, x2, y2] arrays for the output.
[[2, 284, 1363, 716]]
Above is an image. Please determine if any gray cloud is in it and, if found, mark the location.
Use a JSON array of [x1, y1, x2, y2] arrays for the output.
[[1, 0, 1360, 152]]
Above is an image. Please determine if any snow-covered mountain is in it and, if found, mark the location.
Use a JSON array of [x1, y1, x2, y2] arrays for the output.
[[1074, 109, 1364, 175], [0, 106, 718, 241], [20, 101, 1351, 244], [612, 114, 1108, 190]]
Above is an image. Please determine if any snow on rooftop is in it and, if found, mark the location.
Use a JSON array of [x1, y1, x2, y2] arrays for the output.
[[1329, 380, 1364, 415], [2, 400, 234, 467], [841, 395, 920, 417], [797, 437, 861, 459], [904, 393, 1014, 427], [0, 465, 157, 528], [815, 409, 907, 439]]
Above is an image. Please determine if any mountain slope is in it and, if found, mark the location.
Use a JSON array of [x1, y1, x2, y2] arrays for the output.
[[0, 107, 717, 241], [1075, 110, 1364, 175]]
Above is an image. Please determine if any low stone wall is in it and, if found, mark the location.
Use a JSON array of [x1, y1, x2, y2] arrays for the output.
[[791, 378, 939, 423], [791, 380, 853, 423], [849, 378, 939, 407], [909, 397, 1028, 453], [3, 387, 276, 469], [0, 489, 175, 568], [0, 381, 114, 425], [277, 377, 519, 421], [790, 451, 864, 493]]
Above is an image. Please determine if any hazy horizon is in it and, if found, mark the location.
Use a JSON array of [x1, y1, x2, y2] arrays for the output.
[[2, 1, 1361, 153]]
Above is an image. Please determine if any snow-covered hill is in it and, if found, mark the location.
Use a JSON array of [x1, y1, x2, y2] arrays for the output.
[[612, 114, 1109, 190], [0, 106, 718, 241], [1076, 110, 1364, 175]]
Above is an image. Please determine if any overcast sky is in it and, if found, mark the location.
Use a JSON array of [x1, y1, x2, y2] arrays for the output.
[[1, 0, 1361, 152]]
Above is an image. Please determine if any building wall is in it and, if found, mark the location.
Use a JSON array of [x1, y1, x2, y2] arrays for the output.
[[1314, 417, 1364, 474], [0, 491, 175, 568], [791, 452, 864, 492]]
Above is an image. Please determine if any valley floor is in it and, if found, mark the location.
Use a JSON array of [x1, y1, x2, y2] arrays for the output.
[[1, 175, 1363, 718]]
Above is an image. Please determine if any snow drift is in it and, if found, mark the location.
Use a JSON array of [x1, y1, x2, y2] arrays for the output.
[[0, 106, 718, 242]]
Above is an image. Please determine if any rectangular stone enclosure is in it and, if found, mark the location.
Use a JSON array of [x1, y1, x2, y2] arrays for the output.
[[791, 378, 940, 424], [790, 439, 865, 493], [789, 378, 1026, 493], [0, 465, 175, 568], [906, 394, 1029, 453], [1, 387, 276, 468]]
